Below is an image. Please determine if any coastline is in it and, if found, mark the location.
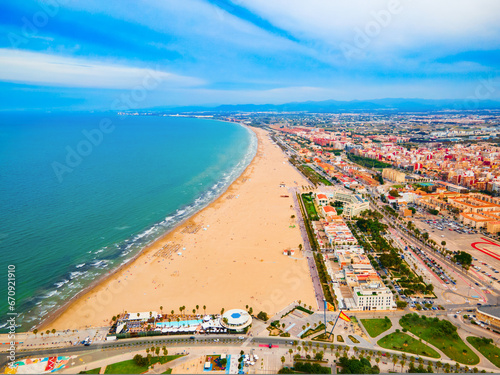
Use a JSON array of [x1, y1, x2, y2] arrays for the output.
[[36, 121, 257, 331], [42, 126, 316, 331]]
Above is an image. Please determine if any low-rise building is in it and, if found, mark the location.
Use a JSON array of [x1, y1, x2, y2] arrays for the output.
[[476, 306, 500, 331]]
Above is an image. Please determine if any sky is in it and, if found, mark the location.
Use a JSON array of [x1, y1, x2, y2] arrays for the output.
[[1, 0, 500, 110]]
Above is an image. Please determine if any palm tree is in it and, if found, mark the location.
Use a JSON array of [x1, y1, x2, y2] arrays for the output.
[[46, 329, 50, 337], [435, 362, 442, 373], [375, 357, 380, 366], [203, 305, 206, 315], [281, 356, 285, 365], [196, 305, 199, 313], [400, 359, 406, 372], [33, 329, 38, 338], [160, 306, 163, 315], [192, 309, 196, 315], [392, 355, 398, 371], [455, 362, 460, 372], [171, 309, 174, 316], [163, 347, 167, 356], [289, 349, 293, 359], [353, 346, 358, 355], [51, 329, 56, 335], [155, 347, 160, 357], [444, 363, 451, 373]]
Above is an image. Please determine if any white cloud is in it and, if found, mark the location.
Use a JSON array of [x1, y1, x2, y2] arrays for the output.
[[234, 0, 500, 55], [0, 49, 205, 89]]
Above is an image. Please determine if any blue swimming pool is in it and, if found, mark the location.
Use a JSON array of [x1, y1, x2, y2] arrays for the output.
[[156, 319, 203, 327]]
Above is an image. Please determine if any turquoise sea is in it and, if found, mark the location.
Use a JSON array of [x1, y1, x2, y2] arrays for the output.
[[0, 113, 256, 331]]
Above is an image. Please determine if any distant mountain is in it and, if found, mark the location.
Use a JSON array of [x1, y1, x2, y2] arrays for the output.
[[154, 98, 500, 113]]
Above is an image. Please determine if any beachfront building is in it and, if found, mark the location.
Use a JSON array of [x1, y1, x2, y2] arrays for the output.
[[120, 311, 158, 322], [311, 215, 357, 250], [326, 246, 395, 311], [314, 189, 369, 219], [219, 309, 252, 331], [353, 282, 395, 311]]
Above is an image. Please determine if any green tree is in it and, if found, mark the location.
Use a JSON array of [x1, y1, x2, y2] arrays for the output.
[[392, 354, 398, 371]]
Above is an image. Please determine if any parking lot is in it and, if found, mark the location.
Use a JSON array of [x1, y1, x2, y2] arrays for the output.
[[414, 217, 500, 270], [410, 216, 500, 303]]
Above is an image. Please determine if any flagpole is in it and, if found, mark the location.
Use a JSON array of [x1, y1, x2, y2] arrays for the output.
[[328, 311, 341, 339]]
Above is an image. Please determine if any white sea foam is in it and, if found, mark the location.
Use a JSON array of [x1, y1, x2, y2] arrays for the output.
[[54, 279, 69, 288]]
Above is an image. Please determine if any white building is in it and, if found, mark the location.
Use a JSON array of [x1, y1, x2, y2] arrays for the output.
[[353, 283, 395, 311]]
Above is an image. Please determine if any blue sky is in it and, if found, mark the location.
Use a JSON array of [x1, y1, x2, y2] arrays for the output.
[[1, 0, 500, 110]]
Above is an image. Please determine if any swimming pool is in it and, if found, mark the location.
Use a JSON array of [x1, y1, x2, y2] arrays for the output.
[[156, 319, 203, 327]]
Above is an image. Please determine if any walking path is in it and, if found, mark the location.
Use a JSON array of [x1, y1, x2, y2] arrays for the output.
[[290, 188, 325, 310]]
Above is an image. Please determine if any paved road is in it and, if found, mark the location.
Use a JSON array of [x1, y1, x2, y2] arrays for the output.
[[4, 332, 497, 373], [290, 187, 325, 310]]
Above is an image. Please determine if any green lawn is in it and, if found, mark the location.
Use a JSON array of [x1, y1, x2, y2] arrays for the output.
[[104, 355, 183, 374], [348, 335, 359, 344], [377, 332, 440, 358], [301, 165, 332, 186], [400, 314, 479, 365], [301, 193, 319, 221], [361, 318, 392, 338], [80, 368, 101, 374], [301, 324, 326, 339], [467, 337, 500, 368]]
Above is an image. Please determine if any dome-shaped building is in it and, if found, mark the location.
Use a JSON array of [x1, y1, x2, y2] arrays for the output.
[[220, 309, 252, 331]]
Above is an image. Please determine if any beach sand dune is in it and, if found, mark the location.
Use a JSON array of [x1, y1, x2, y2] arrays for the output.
[[45, 128, 316, 330]]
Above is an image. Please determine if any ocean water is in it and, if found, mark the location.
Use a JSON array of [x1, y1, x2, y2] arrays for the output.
[[0, 113, 256, 331]]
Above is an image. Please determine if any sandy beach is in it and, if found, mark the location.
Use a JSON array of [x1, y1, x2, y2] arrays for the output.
[[44, 127, 316, 330]]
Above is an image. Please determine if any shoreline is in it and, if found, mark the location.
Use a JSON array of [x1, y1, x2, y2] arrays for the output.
[[42, 126, 316, 331], [36, 121, 257, 331]]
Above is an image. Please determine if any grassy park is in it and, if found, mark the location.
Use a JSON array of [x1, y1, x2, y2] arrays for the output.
[[301, 193, 319, 221], [400, 314, 479, 365], [302, 165, 333, 186], [377, 331, 440, 358], [104, 355, 183, 374], [80, 369, 101, 374], [467, 337, 500, 368], [361, 318, 392, 337]]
